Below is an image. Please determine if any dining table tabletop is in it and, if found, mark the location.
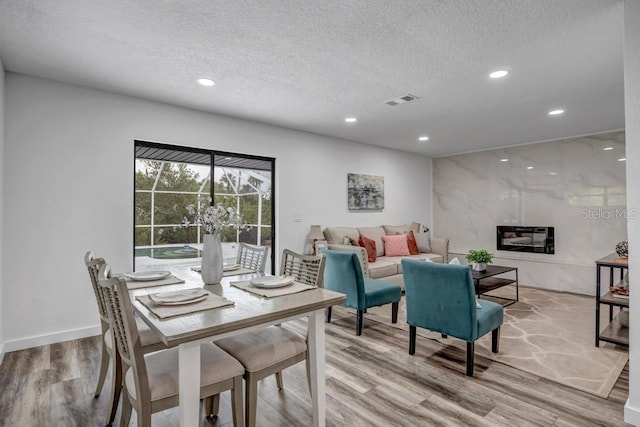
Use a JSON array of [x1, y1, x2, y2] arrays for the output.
[[128, 265, 346, 427]]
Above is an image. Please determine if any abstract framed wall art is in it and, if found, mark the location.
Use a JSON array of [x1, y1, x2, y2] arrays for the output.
[[347, 173, 384, 210]]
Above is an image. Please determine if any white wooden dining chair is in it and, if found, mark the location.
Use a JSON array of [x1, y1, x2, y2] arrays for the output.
[[84, 251, 166, 425], [236, 242, 268, 273], [216, 249, 325, 427], [97, 263, 245, 427]]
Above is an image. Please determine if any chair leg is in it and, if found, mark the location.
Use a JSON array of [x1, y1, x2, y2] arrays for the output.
[[205, 394, 220, 418], [275, 371, 284, 390], [391, 302, 399, 323], [492, 327, 501, 353], [107, 351, 122, 425], [356, 310, 364, 336], [466, 342, 475, 376], [245, 372, 258, 427], [305, 354, 312, 396], [120, 395, 132, 427], [326, 306, 332, 323], [441, 334, 448, 339], [231, 377, 244, 427], [94, 336, 110, 398], [409, 325, 416, 355]]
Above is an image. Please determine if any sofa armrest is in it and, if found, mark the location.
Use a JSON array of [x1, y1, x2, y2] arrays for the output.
[[327, 244, 370, 278], [429, 237, 449, 263]]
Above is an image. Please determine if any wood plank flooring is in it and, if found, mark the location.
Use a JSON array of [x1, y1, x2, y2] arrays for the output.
[[0, 315, 630, 426]]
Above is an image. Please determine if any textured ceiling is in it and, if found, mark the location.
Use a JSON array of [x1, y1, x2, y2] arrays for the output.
[[0, 0, 625, 156]]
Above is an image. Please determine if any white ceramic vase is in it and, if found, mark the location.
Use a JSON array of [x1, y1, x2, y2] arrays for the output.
[[201, 233, 223, 285], [471, 262, 487, 272]]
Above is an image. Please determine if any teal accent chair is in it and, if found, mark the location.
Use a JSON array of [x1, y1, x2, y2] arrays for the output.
[[322, 250, 402, 336], [401, 259, 504, 376]]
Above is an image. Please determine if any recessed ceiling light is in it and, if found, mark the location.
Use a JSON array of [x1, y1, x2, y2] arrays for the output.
[[549, 172, 558, 175], [548, 109, 565, 116], [527, 166, 534, 170], [418, 136, 429, 141], [500, 158, 509, 162], [603, 147, 614, 151], [345, 117, 357, 123], [489, 70, 509, 79], [197, 78, 215, 87], [618, 158, 626, 162]]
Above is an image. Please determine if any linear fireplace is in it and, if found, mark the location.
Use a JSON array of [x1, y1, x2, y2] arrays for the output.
[[496, 225, 555, 254]]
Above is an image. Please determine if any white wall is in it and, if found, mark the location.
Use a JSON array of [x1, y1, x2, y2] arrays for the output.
[[2, 73, 432, 349], [0, 58, 5, 359], [433, 131, 627, 296], [624, 0, 640, 424]]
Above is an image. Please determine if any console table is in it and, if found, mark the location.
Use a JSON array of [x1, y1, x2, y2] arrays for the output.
[[471, 265, 519, 306], [595, 253, 628, 347]]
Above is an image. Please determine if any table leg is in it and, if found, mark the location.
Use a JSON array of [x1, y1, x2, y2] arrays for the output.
[[515, 269, 519, 302], [179, 341, 201, 427], [307, 309, 326, 427]]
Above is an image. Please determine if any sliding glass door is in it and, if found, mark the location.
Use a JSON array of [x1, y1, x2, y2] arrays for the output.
[[134, 141, 275, 273]]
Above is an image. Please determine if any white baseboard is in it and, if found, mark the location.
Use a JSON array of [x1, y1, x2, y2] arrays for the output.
[[626, 399, 640, 426], [0, 341, 5, 365], [2, 325, 101, 354]]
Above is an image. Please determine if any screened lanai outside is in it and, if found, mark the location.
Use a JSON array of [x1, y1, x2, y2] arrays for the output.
[[134, 142, 274, 273]]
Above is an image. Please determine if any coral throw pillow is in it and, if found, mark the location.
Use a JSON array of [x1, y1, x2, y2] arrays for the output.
[[358, 235, 377, 263], [382, 234, 410, 257], [406, 231, 420, 255]]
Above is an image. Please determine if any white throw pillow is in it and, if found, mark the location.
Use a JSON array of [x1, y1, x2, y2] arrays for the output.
[[414, 231, 431, 253], [476, 299, 482, 308], [424, 257, 434, 263], [449, 257, 461, 265]]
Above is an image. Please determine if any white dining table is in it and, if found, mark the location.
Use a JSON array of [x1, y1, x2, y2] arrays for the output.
[[129, 267, 346, 426]]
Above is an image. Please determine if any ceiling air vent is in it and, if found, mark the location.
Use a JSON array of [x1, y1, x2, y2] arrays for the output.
[[384, 93, 420, 106]]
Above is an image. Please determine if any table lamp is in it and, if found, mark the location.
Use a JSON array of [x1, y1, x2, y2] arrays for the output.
[[309, 225, 323, 254]]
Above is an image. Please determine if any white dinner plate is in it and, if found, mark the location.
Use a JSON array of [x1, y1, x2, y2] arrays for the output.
[[223, 263, 241, 271], [124, 270, 171, 282], [250, 276, 294, 288]]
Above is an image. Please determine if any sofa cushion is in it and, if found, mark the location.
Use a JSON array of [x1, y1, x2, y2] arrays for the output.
[[358, 235, 377, 263], [382, 224, 409, 235], [407, 231, 420, 255], [387, 254, 428, 273], [358, 226, 387, 257], [414, 231, 431, 253], [382, 234, 410, 256], [324, 227, 360, 245], [368, 259, 398, 279]]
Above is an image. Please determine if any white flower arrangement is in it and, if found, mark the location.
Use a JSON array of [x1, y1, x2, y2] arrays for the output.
[[183, 197, 248, 235]]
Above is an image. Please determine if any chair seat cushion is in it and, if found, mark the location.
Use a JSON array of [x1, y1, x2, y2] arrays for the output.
[[125, 342, 243, 402], [363, 278, 401, 308], [216, 326, 307, 372], [368, 259, 398, 278], [476, 299, 504, 338]]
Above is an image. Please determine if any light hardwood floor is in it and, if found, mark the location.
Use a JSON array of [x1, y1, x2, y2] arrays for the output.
[[0, 314, 630, 426]]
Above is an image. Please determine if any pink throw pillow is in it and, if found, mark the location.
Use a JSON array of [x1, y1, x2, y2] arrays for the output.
[[382, 234, 410, 257]]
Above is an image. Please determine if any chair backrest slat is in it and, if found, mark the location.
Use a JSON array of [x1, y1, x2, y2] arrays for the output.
[[84, 251, 109, 321], [237, 242, 269, 273], [98, 263, 150, 402], [280, 249, 325, 287]]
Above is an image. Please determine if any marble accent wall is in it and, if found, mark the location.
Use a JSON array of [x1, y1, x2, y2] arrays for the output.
[[434, 131, 627, 295]]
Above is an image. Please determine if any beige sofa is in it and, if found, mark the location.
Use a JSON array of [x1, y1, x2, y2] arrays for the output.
[[323, 224, 449, 289]]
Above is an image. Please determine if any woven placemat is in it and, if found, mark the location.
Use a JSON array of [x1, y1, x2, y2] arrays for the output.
[[136, 289, 234, 319], [231, 280, 316, 298], [125, 274, 185, 290]]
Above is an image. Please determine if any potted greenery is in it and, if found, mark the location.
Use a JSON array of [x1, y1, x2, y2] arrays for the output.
[[466, 249, 493, 272]]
